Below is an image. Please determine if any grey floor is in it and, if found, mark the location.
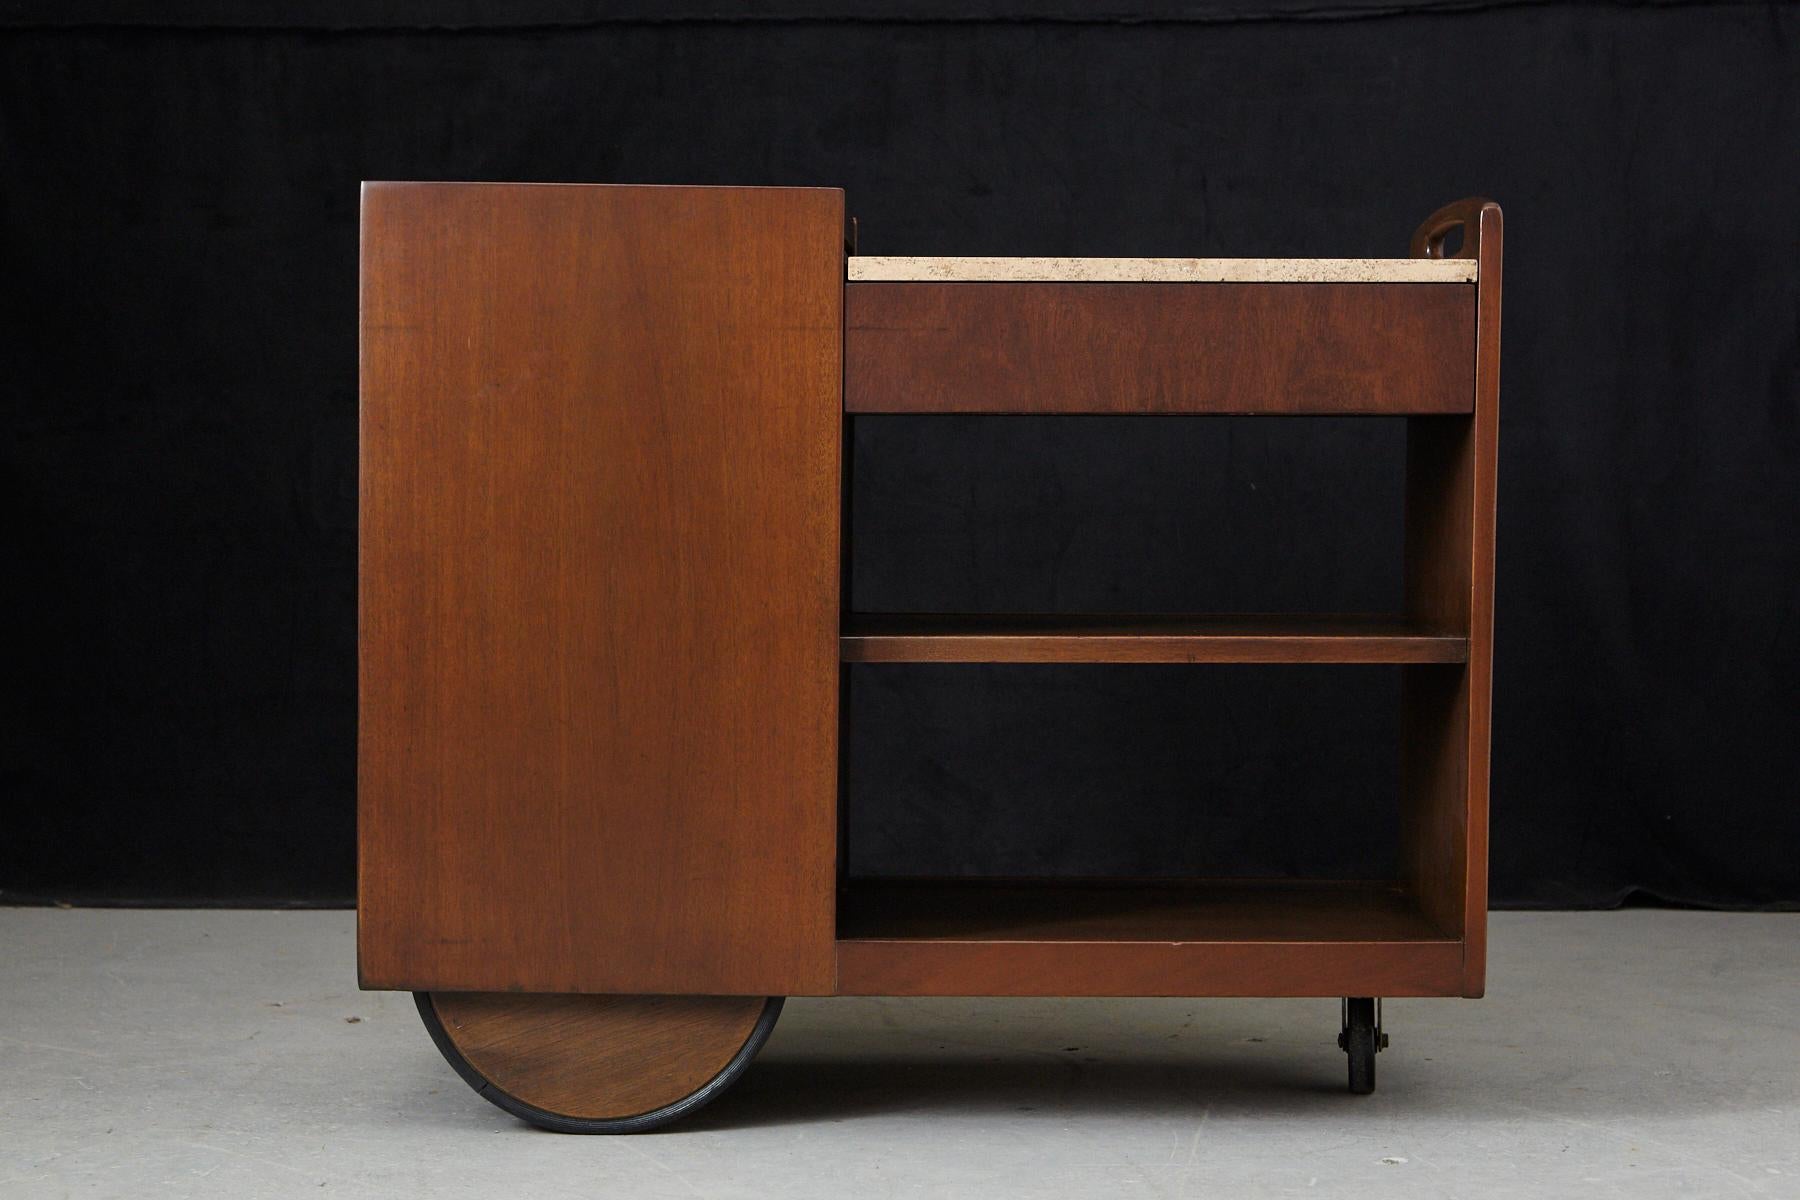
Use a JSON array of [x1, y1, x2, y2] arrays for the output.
[[2, 910, 1796, 1199]]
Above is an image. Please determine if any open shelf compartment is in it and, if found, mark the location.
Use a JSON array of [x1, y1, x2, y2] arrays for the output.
[[835, 879, 1464, 997], [834, 202, 1502, 1001]]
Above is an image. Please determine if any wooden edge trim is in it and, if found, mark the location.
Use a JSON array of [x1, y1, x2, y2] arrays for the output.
[[838, 633, 1471, 665], [833, 940, 1466, 998]]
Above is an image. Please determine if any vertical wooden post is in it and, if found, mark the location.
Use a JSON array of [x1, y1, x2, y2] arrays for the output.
[[1400, 199, 1502, 997]]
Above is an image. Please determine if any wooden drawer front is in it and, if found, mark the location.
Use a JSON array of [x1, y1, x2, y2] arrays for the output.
[[845, 282, 1474, 415]]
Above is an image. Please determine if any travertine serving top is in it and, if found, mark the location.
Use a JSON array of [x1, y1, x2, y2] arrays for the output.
[[848, 256, 1477, 284]]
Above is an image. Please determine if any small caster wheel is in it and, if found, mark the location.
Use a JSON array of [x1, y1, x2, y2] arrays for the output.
[[1337, 997, 1386, 1095], [417, 991, 782, 1133]]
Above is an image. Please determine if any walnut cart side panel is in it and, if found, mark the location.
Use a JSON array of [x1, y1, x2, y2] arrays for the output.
[[359, 183, 843, 996]]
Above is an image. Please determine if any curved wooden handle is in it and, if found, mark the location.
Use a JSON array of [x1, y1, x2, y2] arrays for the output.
[[1411, 197, 1500, 260]]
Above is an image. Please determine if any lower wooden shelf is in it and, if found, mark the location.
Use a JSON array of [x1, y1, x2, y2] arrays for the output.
[[841, 614, 1469, 664], [835, 880, 1463, 997]]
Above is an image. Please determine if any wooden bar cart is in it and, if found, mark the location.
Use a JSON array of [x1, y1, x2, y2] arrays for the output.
[[359, 184, 1501, 1131]]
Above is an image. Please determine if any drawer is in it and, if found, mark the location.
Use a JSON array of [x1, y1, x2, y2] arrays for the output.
[[845, 280, 1475, 415]]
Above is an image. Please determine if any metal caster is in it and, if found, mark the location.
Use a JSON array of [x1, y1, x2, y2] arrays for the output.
[[1337, 997, 1387, 1094]]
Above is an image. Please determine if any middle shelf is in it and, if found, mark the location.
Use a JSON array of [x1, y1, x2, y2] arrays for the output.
[[841, 613, 1467, 664]]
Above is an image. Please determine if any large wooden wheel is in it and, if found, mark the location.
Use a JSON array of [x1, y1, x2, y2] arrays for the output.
[[416, 992, 783, 1133]]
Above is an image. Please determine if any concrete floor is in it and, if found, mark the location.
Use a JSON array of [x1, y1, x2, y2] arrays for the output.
[[2, 910, 1795, 1199]]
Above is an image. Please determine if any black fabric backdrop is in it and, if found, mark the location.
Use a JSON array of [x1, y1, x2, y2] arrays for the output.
[[2, 3, 1796, 906]]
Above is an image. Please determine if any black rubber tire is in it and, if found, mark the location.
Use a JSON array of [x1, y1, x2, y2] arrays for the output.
[[415, 992, 784, 1134], [1344, 996, 1377, 1095]]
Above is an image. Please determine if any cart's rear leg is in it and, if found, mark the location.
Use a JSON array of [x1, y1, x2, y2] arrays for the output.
[[1339, 997, 1387, 1095]]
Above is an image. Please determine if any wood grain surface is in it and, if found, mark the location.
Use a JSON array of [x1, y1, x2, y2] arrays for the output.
[[1400, 199, 1502, 999], [430, 992, 770, 1120], [359, 183, 843, 996], [841, 613, 1468, 664], [836, 880, 1462, 997], [844, 282, 1474, 414]]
